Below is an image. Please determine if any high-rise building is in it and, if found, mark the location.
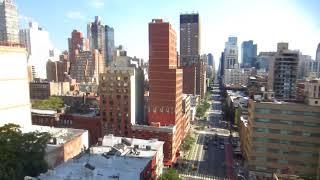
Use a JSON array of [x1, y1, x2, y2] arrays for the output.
[[19, 22, 54, 79], [88, 16, 115, 67], [298, 54, 313, 79], [70, 50, 103, 83], [180, 13, 201, 95], [105, 25, 115, 66], [224, 36, 238, 69], [241, 40, 257, 68], [99, 56, 144, 137], [88, 16, 105, 63], [148, 19, 182, 126], [218, 52, 225, 78], [316, 43, 320, 61], [239, 97, 320, 179], [46, 53, 70, 82], [268, 43, 299, 100], [132, 19, 190, 165], [68, 30, 89, 63], [196, 55, 207, 98], [0, 0, 19, 44], [180, 13, 200, 66], [256, 52, 276, 72], [305, 60, 320, 78], [207, 53, 214, 67], [0, 45, 31, 127]]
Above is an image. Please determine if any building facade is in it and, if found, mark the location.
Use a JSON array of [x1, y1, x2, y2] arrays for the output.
[[105, 25, 115, 66], [37, 135, 164, 180], [134, 19, 189, 165], [268, 43, 299, 100], [316, 43, 320, 61], [87, 16, 114, 67], [0, 0, 19, 43], [224, 36, 239, 69], [29, 81, 70, 99], [68, 29, 89, 72], [180, 13, 200, 95], [241, 40, 257, 68], [99, 56, 144, 137], [240, 99, 320, 178], [70, 50, 103, 83], [19, 22, 54, 79], [0, 45, 31, 127], [46, 54, 70, 82]]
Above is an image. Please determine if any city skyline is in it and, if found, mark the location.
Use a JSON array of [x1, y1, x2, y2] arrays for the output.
[[15, 0, 320, 65]]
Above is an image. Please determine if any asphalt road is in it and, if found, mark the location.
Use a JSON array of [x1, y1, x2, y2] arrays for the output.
[[179, 82, 235, 180]]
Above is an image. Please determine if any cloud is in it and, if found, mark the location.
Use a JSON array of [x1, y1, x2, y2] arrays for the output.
[[66, 11, 85, 20], [90, 0, 105, 9]]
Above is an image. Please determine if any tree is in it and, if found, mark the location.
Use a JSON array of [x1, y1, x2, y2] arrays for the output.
[[158, 168, 181, 180], [32, 96, 64, 110], [181, 132, 195, 151], [0, 124, 51, 179]]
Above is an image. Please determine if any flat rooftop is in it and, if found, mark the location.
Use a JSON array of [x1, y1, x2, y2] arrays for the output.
[[37, 135, 164, 180], [21, 125, 86, 145]]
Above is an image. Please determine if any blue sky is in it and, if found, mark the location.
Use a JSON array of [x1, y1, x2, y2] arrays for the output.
[[16, 0, 320, 64]]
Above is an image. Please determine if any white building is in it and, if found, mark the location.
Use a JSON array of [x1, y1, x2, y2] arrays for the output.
[[224, 36, 239, 69], [19, 22, 55, 79], [36, 135, 164, 180], [0, 45, 31, 127], [22, 125, 89, 168], [0, 0, 19, 43], [223, 68, 251, 87]]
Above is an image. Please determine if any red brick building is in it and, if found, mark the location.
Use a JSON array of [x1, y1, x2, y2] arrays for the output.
[[183, 65, 196, 94], [31, 109, 101, 145], [132, 19, 190, 166]]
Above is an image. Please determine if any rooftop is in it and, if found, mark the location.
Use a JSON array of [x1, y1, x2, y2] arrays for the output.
[[37, 135, 164, 180], [21, 125, 86, 146]]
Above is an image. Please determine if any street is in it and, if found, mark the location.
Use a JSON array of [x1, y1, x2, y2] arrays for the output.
[[179, 79, 236, 180]]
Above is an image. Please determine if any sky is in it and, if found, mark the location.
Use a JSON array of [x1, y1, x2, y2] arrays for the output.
[[15, 0, 320, 66]]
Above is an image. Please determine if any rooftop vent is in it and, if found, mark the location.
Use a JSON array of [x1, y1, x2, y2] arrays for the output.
[[84, 163, 95, 171]]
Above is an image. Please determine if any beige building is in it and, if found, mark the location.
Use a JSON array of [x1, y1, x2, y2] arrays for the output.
[[240, 97, 320, 179], [0, 45, 31, 127], [70, 49, 104, 83], [29, 81, 70, 99]]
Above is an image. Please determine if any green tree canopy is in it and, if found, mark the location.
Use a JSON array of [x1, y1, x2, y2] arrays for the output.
[[0, 124, 51, 179], [32, 96, 64, 110], [158, 168, 181, 180]]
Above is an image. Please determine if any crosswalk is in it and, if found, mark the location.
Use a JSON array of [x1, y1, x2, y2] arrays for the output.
[[180, 172, 228, 180]]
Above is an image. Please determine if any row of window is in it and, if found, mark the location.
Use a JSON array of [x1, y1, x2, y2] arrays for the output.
[[255, 118, 320, 127], [255, 108, 320, 117], [254, 127, 320, 137], [253, 137, 320, 147]]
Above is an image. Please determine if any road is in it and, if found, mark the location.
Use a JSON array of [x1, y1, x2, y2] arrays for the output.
[[179, 80, 235, 180]]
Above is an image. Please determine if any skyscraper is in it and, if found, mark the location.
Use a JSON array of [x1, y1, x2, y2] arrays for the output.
[[316, 43, 320, 61], [0, 0, 19, 43], [88, 16, 105, 63], [148, 19, 183, 126], [268, 43, 299, 100], [19, 22, 54, 79], [224, 36, 238, 69], [180, 13, 200, 66], [68, 30, 89, 63], [241, 40, 257, 68], [88, 16, 115, 67], [207, 53, 214, 66], [105, 25, 115, 66], [180, 13, 200, 95]]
